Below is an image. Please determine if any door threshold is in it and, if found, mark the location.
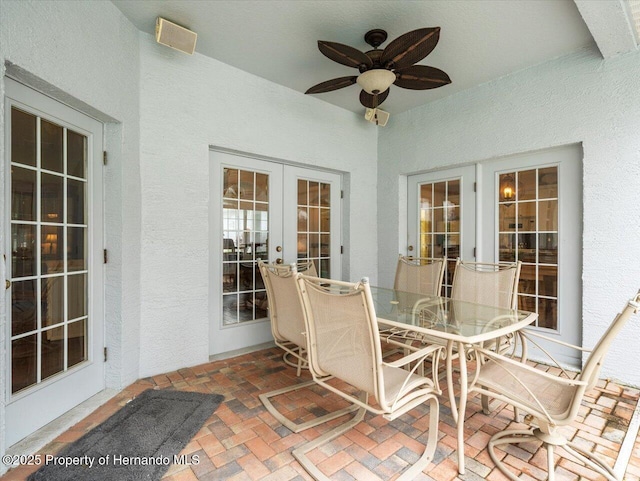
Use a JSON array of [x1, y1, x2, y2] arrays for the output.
[[5, 388, 119, 458]]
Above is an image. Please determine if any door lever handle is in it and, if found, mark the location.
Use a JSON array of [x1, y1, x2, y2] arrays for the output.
[[5, 279, 10, 290]]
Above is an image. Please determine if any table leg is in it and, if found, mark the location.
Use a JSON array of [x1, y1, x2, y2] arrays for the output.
[[446, 340, 457, 423], [456, 340, 467, 475]]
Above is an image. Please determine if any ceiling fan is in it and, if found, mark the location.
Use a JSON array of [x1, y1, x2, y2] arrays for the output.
[[305, 28, 451, 110]]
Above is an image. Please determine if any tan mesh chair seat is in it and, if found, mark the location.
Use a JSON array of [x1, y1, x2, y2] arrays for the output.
[[474, 359, 576, 418], [469, 291, 640, 481], [257, 260, 356, 433], [293, 274, 442, 481]]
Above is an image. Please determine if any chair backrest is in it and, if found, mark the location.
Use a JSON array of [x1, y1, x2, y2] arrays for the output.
[[580, 291, 640, 392], [296, 275, 383, 400], [394, 255, 446, 297], [451, 259, 522, 309], [258, 261, 317, 348]]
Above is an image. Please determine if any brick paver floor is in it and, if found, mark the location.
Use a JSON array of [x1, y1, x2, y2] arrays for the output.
[[2, 346, 639, 480]]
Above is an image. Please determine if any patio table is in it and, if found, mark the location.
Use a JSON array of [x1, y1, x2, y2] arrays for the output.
[[370, 286, 537, 475]]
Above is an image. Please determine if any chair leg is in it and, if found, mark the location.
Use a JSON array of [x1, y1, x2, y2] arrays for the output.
[[259, 380, 358, 433], [488, 428, 621, 481], [293, 394, 439, 481]]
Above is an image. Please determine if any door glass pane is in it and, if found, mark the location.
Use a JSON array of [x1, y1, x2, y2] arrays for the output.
[[67, 129, 87, 179], [499, 166, 559, 330], [42, 276, 65, 327], [11, 108, 37, 167], [297, 178, 331, 278], [418, 179, 461, 295], [12, 280, 37, 336], [68, 319, 87, 368], [12, 224, 36, 278], [12, 335, 37, 394], [11, 166, 36, 221], [41, 119, 63, 173], [10, 113, 90, 394], [41, 326, 64, 381], [222, 168, 268, 325], [41, 173, 63, 222]]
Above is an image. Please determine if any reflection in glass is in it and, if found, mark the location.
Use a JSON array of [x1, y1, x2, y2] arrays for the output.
[[11, 166, 36, 221], [519, 264, 536, 295], [434, 182, 446, 207], [297, 207, 308, 231], [68, 319, 87, 368], [298, 179, 307, 205], [12, 280, 37, 336], [420, 184, 432, 205], [42, 276, 64, 327], [320, 183, 330, 207], [448, 180, 460, 205], [538, 234, 557, 263], [538, 298, 557, 329], [517, 169, 536, 201], [41, 225, 64, 274], [538, 200, 558, 231], [539, 266, 558, 297], [499, 204, 515, 232], [68, 179, 86, 225], [499, 234, 515, 262], [12, 224, 36, 278], [67, 130, 87, 179], [223, 169, 239, 198], [68, 273, 87, 320], [309, 207, 320, 232], [41, 119, 63, 173], [12, 335, 37, 393], [518, 202, 536, 231], [538, 167, 558, 199], [41, 173, 63, 223], [499, 173, 516, 202], [68, 227, 87, 271], [41, 326, 64, 380], [255, 173, 268, 202], [320, 209, 330, 232], [298, 234, 308, 258], [240, 170, 254, 200], [12, 108, 37, 167]]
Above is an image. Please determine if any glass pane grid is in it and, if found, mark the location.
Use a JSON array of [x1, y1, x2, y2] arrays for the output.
[[10, 109, 89, 394], [418, 180, 461, 295], [498, 167, 558, 329], [297, 180, 331, 278]]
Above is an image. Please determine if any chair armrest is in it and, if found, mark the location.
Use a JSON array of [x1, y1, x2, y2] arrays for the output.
[[385, 344, 443, 369], [521, 329, 592, 353], [472, 346, 587, 388]]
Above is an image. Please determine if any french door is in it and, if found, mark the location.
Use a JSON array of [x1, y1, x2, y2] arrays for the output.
[[408, 145, 582, 365], [407, 165, 476, 296], [4, 79, 104, 446], [479, 145, 582, 366], [210, 151, 341, 355]]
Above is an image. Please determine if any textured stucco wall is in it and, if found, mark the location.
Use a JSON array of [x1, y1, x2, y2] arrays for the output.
[[378, 46, 640, 386], [138, 34, 378, 377], [0, 0, 141, 458]]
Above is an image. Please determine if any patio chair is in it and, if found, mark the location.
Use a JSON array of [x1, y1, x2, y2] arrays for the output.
[[394, 255, 446, 296], [258, 260, 356, 433], [450, 258, 523, 414], [293, 274, 442, 481], [468, 290, 640, 481]]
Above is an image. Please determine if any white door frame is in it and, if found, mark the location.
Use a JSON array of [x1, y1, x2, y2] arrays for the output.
[[4, 78, 105, 447]]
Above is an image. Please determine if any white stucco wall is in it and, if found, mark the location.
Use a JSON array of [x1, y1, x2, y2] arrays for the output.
[[0, 0, 141, 458], [138, 35, 378, 377], [378, 47, 640, 386]]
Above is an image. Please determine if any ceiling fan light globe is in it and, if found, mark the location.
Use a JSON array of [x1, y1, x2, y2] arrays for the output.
[[356, 69, 396, 95]]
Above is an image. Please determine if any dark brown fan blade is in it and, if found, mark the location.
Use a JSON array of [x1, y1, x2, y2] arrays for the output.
[[394, 65, 451, 90], [318, 41, 374, 69], [305, 76, 358, 94], [380, 27, 440, 70], [359, 89, 389, 108]]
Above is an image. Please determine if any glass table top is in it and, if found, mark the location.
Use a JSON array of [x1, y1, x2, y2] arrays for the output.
[[369, 286, 537, 343]]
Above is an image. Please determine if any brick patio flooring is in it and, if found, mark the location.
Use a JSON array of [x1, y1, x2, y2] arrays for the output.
[[2, 346, 640, 481]]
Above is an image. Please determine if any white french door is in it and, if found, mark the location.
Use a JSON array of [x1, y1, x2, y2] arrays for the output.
[[407, 165, 476, 296], [210, 151, 341, 355], [4, 79, 104, 446], [479, 145, 582, 366], [408, 145, 582, 366]]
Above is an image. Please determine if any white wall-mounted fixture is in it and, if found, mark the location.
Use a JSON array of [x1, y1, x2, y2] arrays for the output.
[[365, 108, 390, 126], [155, 17, 197, 55]]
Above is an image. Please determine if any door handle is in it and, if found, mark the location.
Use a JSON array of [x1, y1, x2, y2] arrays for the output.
[[408, 245, 414, 252], [275, 258, 283, 264], [5, 279, 10, 290]]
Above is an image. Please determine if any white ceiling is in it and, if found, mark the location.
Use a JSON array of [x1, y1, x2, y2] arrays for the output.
[[112, 0, 637, 115]]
